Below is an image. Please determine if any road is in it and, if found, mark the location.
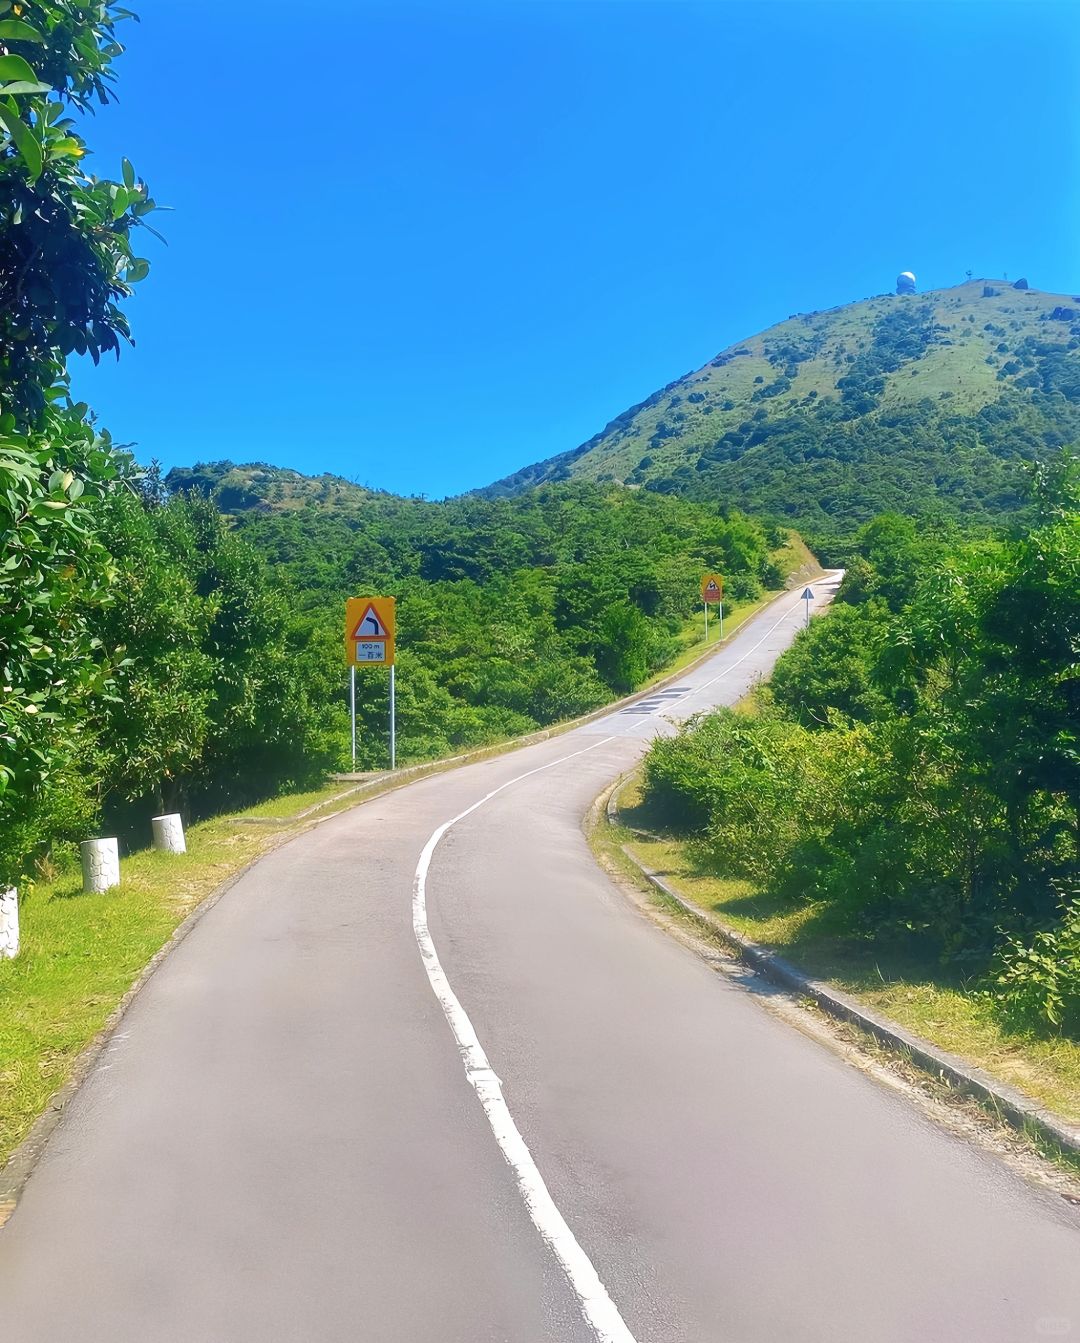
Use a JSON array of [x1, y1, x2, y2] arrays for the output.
[[2, 575, 1078, 1342]]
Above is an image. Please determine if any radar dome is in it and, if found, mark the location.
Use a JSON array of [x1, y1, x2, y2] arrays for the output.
[[896, 271, 916, 295]]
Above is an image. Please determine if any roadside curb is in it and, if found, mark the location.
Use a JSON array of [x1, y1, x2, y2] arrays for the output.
[[605, 777, 1080, 1162]]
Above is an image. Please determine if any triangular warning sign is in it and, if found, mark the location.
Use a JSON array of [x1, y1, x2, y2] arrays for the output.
[[801, 587, 815, 600], [705, 580, 720, 592], [351, 603, 388, 639]]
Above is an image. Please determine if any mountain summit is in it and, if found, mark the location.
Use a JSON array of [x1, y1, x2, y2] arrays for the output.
[[486, 280, 1080, 540]]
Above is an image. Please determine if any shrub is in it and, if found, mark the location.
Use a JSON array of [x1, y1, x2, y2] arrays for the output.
[[991, 891, 1080, 1037]]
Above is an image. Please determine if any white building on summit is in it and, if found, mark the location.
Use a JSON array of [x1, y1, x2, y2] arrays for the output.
[[896, 270, 917, 294]]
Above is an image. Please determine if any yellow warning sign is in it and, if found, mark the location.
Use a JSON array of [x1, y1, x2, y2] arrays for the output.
[[701, 574, 723, 604], [345, 596, 396, 666]]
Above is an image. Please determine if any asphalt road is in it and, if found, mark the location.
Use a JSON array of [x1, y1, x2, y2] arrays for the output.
[[2, 576, 1079, 1342]]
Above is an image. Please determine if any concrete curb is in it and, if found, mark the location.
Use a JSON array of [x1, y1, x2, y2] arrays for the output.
[[605, 777, 1080, 1161]]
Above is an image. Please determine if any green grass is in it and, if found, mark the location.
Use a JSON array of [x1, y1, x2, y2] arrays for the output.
[[237, 781, 362, 820], [643, 592, 776, 687], [615, 776, 1080, 1126]]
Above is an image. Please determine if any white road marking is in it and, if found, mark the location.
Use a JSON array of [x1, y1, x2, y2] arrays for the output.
[[410, 579, 840, 1337], [610, 583, 828, 735], [412, 735, 639, 1343], [672, 590, 814, 703]]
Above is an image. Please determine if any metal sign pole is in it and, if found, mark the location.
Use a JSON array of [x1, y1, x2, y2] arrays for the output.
[[805, 595, 811, 627], [719, 600, 724, 641], [350, 664, 356, 769], [389, 664, 396, 771], [704, 601, 709, 643]]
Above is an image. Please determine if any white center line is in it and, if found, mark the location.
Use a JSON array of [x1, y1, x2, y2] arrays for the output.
[[412, 735, 638, 1343]]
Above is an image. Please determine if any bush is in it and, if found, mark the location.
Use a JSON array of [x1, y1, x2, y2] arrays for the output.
[[642, 709, 860, 887], [725, 572, 762, 602], [991, 892, 1080, 1037]]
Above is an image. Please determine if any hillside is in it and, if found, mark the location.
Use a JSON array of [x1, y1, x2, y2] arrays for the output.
[[158, 464, 814, 768], [485, 280, 1080, 544], [162, 460, 389, 514]]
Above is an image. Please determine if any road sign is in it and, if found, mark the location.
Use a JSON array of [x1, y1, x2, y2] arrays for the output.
[[801, 587, 814, 601], [701, 574, 724, 603], [346, 596, 398, 773], [352, 605, 389, 639], [345, 596, 396, 667]]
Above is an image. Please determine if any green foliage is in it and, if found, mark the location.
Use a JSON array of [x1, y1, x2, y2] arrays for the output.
[[641, 456, 1080, 1032], [0, 2, 160, 427], [165, 464, 782, 770], [596, 602, 652, 693], [769, 600, 888, 724], [992, 891, 1080, 1036], [87, 493, 342, 828], [0, 406, 129, 882], [0, 3, 167, 882], [643, 708, 866, 887]]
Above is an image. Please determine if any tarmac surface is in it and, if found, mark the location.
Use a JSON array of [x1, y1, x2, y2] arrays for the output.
[[2, 575, 1079, 1342]]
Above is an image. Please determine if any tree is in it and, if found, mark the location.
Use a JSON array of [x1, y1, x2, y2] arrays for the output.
[[0, 2, 157, 882]]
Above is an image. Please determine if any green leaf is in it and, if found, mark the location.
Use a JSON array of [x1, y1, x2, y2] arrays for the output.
[[0, 53, 39, 83], [122, 156, 135, 188], [48, 135, 83, 159], [0, 102, 41, 180], [125, 257, 149, 283], [0, 19, 43, 42], [0, 79, 50, 95]]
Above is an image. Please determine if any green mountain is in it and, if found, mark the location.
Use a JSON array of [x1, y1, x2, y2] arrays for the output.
[[485, 280, 1080, 544]]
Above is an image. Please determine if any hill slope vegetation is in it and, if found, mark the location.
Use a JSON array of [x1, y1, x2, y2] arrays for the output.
[[487, 280, 1080, 545]]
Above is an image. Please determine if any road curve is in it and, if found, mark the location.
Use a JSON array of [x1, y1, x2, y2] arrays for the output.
[[2, 575, 1078, 1342]]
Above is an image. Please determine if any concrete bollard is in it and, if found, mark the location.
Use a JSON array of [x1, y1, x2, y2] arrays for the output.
[[81, 837, 120, 894], [151, 813, 186, 854], [0, 887, 18, 959]]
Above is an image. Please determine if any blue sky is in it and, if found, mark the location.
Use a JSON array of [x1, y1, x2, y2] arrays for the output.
[[74, 0, 1080, 497]]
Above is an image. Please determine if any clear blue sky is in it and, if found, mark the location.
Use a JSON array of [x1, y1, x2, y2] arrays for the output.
[[73, 0, 1080, 498]]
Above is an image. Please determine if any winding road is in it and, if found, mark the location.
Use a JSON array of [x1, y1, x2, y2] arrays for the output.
[[2, 575, 1078, 1342]]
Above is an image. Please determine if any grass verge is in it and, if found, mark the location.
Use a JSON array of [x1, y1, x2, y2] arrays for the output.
[[614, 775, 1080, 1128]]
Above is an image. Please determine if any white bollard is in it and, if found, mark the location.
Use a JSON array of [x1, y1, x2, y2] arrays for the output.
[[81, 837, 120, 893], [0, 887, 18, 959], [151, 813, 186, 854]]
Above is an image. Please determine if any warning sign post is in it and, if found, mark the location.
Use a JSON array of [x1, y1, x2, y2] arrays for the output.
[[345, 596, 397, 771], [345, 597, 396, 666], [700, 574, 724, 642]]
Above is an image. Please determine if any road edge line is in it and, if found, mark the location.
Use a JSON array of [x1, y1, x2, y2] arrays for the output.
[[411, 735, 638, 1343]]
